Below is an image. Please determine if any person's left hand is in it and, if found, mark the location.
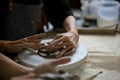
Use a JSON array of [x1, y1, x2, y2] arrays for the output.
[[40, 32, 79, 58], [2, 33, 45, 53]]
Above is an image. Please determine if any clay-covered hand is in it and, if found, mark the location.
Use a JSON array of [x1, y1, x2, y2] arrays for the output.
[[39, 32, 79, 58], [1, 33, 45, 53]]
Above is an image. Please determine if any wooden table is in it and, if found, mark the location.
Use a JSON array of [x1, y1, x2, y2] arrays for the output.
[[68, 32, 120, 80]]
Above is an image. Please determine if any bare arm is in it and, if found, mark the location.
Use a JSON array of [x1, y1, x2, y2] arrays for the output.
[[0, 33, 45, 53], [0, 53, 32, 80], [63, 16, 78, 35], [0, 53, 70, 80]]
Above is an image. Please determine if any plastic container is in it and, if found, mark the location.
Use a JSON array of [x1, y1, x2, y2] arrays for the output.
[[81, 0, 101, 19], [97, 1, 120, 28]]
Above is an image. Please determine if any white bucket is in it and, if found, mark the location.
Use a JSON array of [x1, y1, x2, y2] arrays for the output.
[[97, 1, 120, 28]]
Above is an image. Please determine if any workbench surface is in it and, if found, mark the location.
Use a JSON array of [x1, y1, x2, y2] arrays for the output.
[[69, 33, 120, 80]]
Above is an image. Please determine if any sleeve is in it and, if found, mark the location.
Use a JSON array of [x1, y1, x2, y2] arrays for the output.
[[43, 0, 73, 28]]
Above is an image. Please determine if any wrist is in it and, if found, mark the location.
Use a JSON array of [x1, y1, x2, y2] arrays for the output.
[[20, 67, 34, 76], [69, 31, 79, 37], [69, 31, 79, 43]]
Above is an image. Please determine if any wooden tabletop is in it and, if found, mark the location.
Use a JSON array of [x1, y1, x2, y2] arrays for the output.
[[68, 33, 120, 80]]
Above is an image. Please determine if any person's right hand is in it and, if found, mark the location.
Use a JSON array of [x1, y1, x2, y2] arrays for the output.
[[11, 57, 71, 80], [32, 57, 70, 75], [1, 33, 45, 53]]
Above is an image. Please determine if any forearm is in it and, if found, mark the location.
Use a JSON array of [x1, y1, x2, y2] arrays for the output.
[[0, 40, 7, 52], [63, 16, 78, 35], [0, 53, 33, 80]]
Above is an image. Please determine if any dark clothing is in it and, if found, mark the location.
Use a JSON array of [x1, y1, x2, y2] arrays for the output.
[[13, 0, 73, 31], [0, 0, 73, 40], [5, 3, 42, 40], [0, 0, 9, 39], [44, 0, 73, 28], [14, 0, 41, 5]]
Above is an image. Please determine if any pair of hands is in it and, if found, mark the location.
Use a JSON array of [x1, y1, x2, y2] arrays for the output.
[[11, 57, 71, 80], [41, 32, 79, 58], [2, 32, 79, 57]]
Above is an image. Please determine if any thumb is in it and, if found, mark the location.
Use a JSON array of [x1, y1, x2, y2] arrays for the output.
[[51, 57, 71, 67]]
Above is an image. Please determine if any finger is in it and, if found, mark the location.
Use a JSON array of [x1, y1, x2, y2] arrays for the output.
[[18, 73, 35, 79], [12, 37, 40, 44], [53, 41, 73, 50], [27, 73, 36, 78], [56, 45, 74, 58], [48, 36, 67, 46], [51, 57, 71, 67], [12, 43, 34, 50], [38, 43, 45, 51], [31, 43, 45, 50], [8, 40, 23, 44], [44, 37, 68, 51], [63, 48, 76, 56], [33, 39, 41, 43], [27, 33, 46, 41], [54, 34, 63, 40], [20, 43, 35, 48]]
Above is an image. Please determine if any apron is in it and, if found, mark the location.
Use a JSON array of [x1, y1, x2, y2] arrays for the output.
[[4, 3, 42, 40]]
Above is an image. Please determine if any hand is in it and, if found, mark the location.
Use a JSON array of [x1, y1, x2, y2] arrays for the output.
[[11, 57, 71, 80], [40, 32, 79, 58], [32, 57, 70, 75], [2, 33, 45, 53]]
